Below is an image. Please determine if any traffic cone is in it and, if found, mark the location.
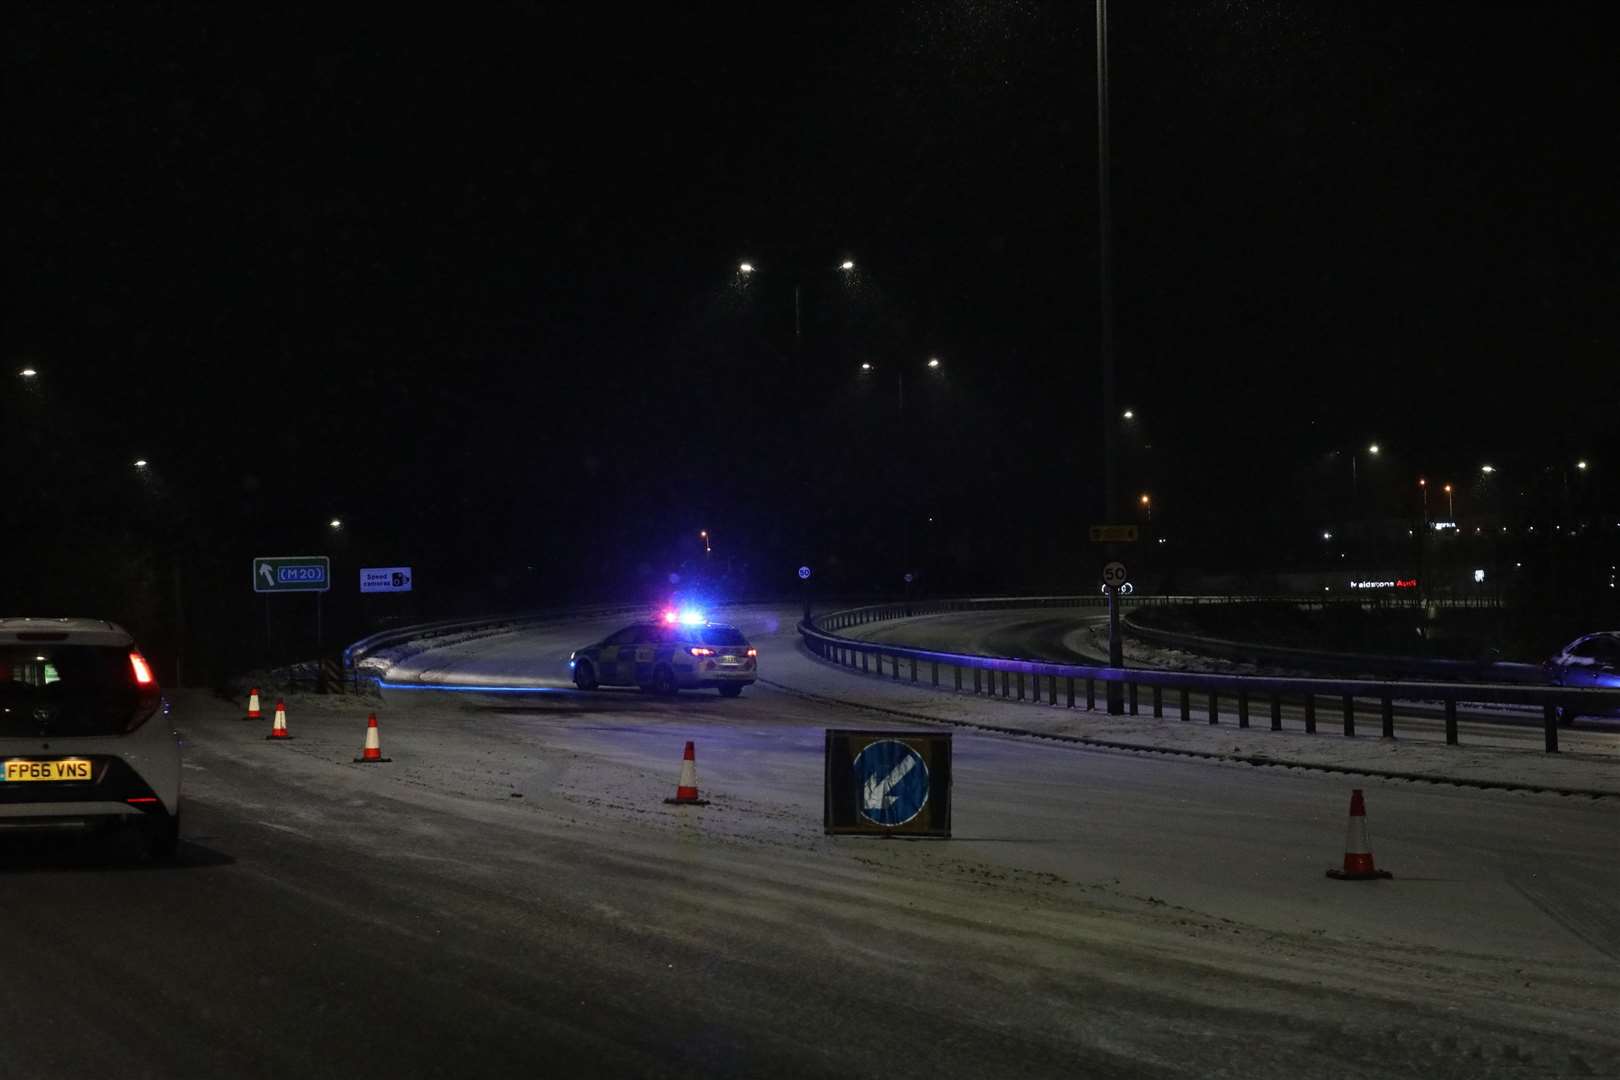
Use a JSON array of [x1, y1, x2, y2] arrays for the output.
[[265, 700, 293, 741], [663, 741, 709, 806], [243, 688, 261, 723], [1326, 789, 1392, 880], [353, 714, 391, 763]]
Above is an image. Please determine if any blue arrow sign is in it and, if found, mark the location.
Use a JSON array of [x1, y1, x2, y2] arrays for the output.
[[852, 739, 931, 827]]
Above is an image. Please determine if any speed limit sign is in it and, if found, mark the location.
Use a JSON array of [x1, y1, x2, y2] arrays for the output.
[[1102, 561, 1128, 589]]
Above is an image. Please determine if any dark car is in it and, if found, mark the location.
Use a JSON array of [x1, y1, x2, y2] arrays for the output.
[[570, 617, 757, 697], [1543, 631, 1620, 722]]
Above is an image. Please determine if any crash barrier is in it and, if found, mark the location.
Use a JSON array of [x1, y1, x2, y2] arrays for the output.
[[817, 592, 1501, 637], [1120, 610, 1547, 683], [342, 602, 663, 684], [801, 601, 1620, 755]]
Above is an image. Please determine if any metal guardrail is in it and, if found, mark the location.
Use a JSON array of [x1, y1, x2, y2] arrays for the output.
[[801, 599, 1620, 754], [343, 603, 658, 672]]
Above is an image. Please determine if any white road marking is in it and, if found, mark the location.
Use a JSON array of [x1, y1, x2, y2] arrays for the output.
[[862, 753, 916, 811]]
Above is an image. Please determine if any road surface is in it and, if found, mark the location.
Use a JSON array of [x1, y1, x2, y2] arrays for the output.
[[3, 607, 1617, 1079]]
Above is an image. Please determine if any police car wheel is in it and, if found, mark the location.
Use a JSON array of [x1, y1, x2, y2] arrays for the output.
[[574, 661, 598, 691], [717, 684, 744, 698], [652, 666, 678, 695]]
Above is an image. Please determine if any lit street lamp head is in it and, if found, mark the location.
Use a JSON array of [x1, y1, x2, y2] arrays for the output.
[[1122, 409, 1134, 420], [839, 260, 855, 271], [738, 262, 753, 274], [329, 518, 342, 529], [1577, 460, 1589, 471], [859, 362, 872, 371], [926, 357, 940, 369], [19, 368, 37, 378], [1139, 493, 1150, 506], [133, 459, 148, 469], [1481, 464, 1495, 474], [1368, 443, 1380, 455]]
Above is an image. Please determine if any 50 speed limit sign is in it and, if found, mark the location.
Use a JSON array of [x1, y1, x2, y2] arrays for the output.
[[1102, 561, 1128, 589]]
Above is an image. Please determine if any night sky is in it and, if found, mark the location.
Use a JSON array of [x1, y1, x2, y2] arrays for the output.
[[6, 3, 1618, 668]]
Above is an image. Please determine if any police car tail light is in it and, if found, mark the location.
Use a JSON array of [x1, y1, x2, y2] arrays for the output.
[[129, 652, 155, 686], [689, 647, 715, 657], [746, 648, 757, 658]]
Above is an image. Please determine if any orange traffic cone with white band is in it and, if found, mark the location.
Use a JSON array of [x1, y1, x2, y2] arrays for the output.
[[265, 699, 293, 741], [664, 741, 709, 806], [243, 688, 261, 723], [353, 714, 391, 764], [1326, 789, 1392, 880]]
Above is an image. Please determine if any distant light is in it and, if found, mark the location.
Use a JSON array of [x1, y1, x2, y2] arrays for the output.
[[1139, 493, 1151, 506], [1481, 464, 1495, 474], [860, 362, 872, 371], [19, 368, 37, 378], [1407, 529, 1413, 536], [1577, 460, 1589, 471], [926, 357, 941, 369], [1474, 569, 1486, 583], [662, 610, 679, 625], [1443, 483, 1452, 493], [1368, 443, 1380, 455], [840, 260, 855, 271], [1418, 478, 1426, 487], [133, 459, 148, 469], [678, 608, 705, 626], [1322, 531, 1333, 541], [1122, 409, 1134, 420], [329, 518, 342, 529], [738, 262, 754, 274]]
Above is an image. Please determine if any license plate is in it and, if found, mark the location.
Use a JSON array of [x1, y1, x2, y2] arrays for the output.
[[4, 759, 93, 783], [719, 656, 741, 666]]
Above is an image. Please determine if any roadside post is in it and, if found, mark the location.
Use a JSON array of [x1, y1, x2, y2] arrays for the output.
[[1091, 525, 1137, 714], [824, 730, 951, 838], [798, 565, 813, 624]]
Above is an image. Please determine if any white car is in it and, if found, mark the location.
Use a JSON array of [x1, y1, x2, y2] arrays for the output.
[[0, 618, 180, 857]]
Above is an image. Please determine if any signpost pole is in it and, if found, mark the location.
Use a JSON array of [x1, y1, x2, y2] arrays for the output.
[[316, 591, 324, 649]]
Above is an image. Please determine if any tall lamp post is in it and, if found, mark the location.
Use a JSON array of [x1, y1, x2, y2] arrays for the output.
[[860, 358, 946, 586]]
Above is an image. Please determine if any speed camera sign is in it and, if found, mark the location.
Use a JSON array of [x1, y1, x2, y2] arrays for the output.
[[1102, 561, 1128, 588]]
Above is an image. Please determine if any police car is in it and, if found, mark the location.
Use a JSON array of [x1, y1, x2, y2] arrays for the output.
[[570, 610, 757, 697]]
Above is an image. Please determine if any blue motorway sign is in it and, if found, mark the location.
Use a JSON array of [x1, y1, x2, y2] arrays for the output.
[[824, 730, 952, 837], [854, 740, 930, 826], [253, 556, 331, 594]]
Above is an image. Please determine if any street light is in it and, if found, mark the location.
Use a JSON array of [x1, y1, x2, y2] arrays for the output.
[[839, 260, 855, 271], [926, 357, 941, 369], [1577, 460, 1589, 471], [1139, 492, 1151, 522], [1322, 531, 1333, 541], [1444, 483, 1454, 518], [328, 518, 343, 530], [19, 368, 37, 378], [1481, 464, 1495, 474], [738, 262, 754, 274], [1122, 409, 1134, 420], [860, 361, 872, 371], [699, 529, 711, 554]]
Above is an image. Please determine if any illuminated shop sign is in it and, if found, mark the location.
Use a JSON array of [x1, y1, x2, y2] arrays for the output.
[[1348, 579, 1418, 589]]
